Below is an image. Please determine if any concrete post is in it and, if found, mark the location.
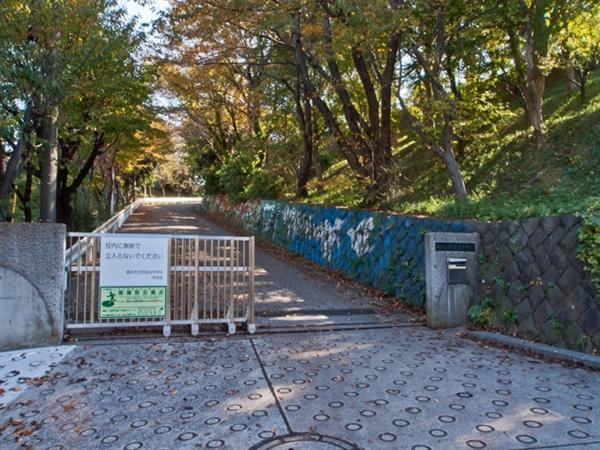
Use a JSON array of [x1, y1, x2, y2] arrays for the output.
[[425, 232, 479, 329]]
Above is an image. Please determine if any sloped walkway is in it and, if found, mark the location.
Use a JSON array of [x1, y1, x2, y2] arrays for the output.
[[119, 203, 408, 329]]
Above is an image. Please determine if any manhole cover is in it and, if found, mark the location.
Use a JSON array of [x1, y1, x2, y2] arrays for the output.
[[250, 433, 360, 450]]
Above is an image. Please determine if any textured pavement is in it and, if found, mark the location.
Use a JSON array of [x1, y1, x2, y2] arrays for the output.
[[1, 327, 599, 449], [0, 347, 75, 410]]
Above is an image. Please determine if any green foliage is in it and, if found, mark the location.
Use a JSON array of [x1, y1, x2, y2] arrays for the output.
[[216, 149, 284, 202], [578, 213, 600, 293], [71, 190, 99, 231], [0, 0, 162, 227], [201, 170, 222, 196], [217, 153, 255, 202], [245, 171, 284, 200], [494, 276, 510, 292], [298, 67, 600, 219], [553, 4, 600, 101], [549, 315, 564, 335], [501, 309, 518, 327], [482, 296, 496, 310], [468, 304, 492, 327], [468, 295, 497, 328], [576, 334, 590, 352]]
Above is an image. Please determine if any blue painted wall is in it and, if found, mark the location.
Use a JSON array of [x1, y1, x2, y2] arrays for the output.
[[203, 196, 475, 307]]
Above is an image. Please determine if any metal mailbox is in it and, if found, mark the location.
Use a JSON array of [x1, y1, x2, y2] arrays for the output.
[[447, 257, 468, 285]]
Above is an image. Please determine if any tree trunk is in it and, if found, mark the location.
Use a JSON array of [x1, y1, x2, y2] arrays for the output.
[[56, 131, 105, 227], [0, 106, 32, 220], [0, 149, 6, 221], [292, 13, 368, 179], [520, 1, 553, 151], [297, 94, 313, 198], [22, 162, 33, 222], [14, 161, 34, 222], [40, 105, 59, 223], [565, 67, 578, 93], [439, 147, 467, 199], [11, 192, 17, 222], [524, 74, 544, 150], [578, 71, 588, 103], [107, 164, 116, 217], [371, 31, 400, 201], [370, 149, 390, 202], [57, 191, 73, 229], [0, 146, 5, 188], [56, 148, 72, 228]]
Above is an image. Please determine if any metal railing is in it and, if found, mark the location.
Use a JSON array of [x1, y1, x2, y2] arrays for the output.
[[64, 199, 143, 267], [64, 232, 255, 335]]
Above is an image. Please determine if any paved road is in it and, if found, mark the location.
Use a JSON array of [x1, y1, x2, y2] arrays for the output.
[[119, 203, 405, 328], [1, 328, 598, 449]]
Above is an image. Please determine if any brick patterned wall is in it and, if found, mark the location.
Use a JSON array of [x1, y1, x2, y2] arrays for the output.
[[474, 216, 599, 353]]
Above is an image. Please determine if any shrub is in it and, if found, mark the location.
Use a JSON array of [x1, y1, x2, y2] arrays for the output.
[[501, 309, 518, 327], [578, 214, 600, 293], [468, 304, 491, 327]]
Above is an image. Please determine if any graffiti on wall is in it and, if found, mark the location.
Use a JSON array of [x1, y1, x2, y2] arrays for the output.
[[202, 196, 472, 307]]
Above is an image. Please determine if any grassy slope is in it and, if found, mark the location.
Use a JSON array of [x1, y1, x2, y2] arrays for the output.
[[303, 70, 600, 220]]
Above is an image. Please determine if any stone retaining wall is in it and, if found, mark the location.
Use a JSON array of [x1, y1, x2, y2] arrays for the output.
[[201, 196, 599, 353], [474, 216, 599, 353]]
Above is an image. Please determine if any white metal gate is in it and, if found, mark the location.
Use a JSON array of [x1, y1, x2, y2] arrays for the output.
[[64, 233, 255, 335]]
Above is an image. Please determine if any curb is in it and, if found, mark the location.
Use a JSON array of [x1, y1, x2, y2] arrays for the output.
[[467, 331, 600, 370]]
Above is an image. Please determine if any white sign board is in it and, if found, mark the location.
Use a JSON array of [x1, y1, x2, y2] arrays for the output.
[[100, 236, 169, 286], [99, 236, 169, 319]]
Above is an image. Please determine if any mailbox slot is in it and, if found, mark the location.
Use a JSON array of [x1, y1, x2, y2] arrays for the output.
[[447, 257, 467, 285]]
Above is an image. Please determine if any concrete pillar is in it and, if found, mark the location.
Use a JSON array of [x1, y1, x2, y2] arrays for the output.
[[425, 232, 479, 328]]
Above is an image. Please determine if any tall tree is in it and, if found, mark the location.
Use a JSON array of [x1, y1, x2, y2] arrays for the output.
[[394, 0, 492, 199], [554, 3, 600, 102], [290, 1, 402, 201], [1, 0, 159, 225], [495, 0, 585, 149]]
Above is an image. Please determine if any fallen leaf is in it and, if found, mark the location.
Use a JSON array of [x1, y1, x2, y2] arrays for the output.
[[9, 417, 24, 427], [12, 427, 33, 438], [62, 402, 75, 412]]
